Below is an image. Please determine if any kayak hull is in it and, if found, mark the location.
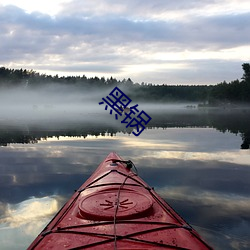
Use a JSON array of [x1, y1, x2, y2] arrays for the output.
[[28, 152, 213, 249]]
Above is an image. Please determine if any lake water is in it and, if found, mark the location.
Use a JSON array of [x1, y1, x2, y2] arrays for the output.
[[0, 105, 250, 249]]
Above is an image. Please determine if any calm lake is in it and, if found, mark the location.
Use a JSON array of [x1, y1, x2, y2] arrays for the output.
[[0, 105, 250, 249]]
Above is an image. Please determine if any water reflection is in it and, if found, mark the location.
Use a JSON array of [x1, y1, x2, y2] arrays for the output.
[[0, 107, 250, 149], [0, 109, 250, 249], [0, 196, 62, 250], [1, 196, 59, 228]]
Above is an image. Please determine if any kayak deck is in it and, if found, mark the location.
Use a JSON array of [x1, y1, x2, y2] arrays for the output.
[[28, 152, 213, 249]]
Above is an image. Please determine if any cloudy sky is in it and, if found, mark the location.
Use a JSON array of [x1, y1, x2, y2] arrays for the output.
[[0, 0, 250, 85]]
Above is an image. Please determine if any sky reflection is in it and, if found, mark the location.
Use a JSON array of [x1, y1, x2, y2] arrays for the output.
[[0, 196, 63, 250], [0, 127, 250, 249]]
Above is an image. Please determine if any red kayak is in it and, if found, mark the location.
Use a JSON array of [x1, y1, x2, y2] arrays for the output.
[[28, 152, 213, 249]]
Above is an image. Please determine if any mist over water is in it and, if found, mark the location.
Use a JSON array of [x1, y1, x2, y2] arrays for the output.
[[0, 85, 198, 127], [0, 86, 137, 139], [0, 85, 101, 122], [1, 84, 250, 148]]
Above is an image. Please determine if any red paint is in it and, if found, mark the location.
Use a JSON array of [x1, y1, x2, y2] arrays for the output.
[[28, 152, 213, 249]]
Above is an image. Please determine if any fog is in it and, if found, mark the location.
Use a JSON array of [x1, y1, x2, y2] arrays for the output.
[[0, 86, 108, 125], [0, 85, 198, 126]]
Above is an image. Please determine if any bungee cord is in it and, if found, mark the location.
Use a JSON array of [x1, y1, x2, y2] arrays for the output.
[[112, 159, 138, 250]]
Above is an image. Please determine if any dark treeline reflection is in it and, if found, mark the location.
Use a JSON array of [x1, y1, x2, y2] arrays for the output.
[[0, 108, 250, 149]]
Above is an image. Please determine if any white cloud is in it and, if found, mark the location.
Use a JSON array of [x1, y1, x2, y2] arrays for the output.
[[0, 196, 61, 249], [0, 0, 66, 16], [0, 196, 59, 230]]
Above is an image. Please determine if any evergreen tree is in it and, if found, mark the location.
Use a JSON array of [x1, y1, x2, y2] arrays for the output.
[[242, 63, 250, 83]]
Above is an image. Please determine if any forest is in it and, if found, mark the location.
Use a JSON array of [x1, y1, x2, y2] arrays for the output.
[[0, 63, 250, 105]]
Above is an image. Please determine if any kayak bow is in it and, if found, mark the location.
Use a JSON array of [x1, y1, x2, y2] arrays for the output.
[[28, 152, 213, 249]]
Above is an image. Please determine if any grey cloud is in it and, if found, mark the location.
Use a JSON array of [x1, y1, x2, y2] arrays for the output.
[[42, 64, 121, 74], [184, 13, 250, 49], [60, 0, 216, 18], [1, 4, 249, 50]]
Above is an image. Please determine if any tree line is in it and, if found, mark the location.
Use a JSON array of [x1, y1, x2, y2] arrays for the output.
[[208, 63, 250, 105], [0, 63, 249, 104]]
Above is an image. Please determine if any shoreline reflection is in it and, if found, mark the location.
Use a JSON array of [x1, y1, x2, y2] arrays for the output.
[[0, 108, 250, 149]]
